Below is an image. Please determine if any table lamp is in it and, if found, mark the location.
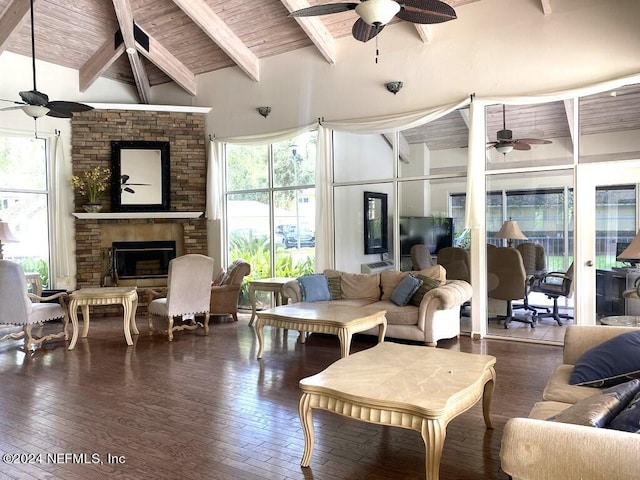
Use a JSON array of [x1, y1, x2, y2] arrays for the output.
[[495, 219, 527, 247], [617, 230, 640, 267], [0, 220, 19, 259]]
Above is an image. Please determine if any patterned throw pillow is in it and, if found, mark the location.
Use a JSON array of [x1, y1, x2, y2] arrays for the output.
[[390, 275, 423, 307], [326, 276, 342, 300], [409, 274, 442, 306]]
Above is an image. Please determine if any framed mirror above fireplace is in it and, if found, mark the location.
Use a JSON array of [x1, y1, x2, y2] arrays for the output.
[[111, 140, 170, 212]]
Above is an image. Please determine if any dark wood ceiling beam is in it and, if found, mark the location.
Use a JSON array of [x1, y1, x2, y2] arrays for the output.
[[171, 0, 259, 82], [111, 0, 150, 103], [279, 0, 336, 64], [0, 0, 38, 53], [79, 37, 125, 92]]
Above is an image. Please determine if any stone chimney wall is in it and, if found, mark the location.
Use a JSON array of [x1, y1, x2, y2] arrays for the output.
[[71, 109, 208, 288]]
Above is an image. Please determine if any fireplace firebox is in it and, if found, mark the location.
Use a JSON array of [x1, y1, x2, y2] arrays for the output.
[[112, 241, 177, 281]]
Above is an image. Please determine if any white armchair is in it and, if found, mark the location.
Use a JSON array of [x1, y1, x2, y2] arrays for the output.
[[0, 260, 69, 350], [148, 254, 214, 341]]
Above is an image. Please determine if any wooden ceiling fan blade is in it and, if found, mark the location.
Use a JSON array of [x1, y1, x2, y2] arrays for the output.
[[47, 101, 94, 113], [0, 105, 25, 112], [46, 109, 73, 119], [396, 0, 457, 24], [516, 138, 552, 145], [19, 90, 49, 106], [289, 3, 358, 17], [513, 143, 531, 151], [352, 18, 384, 42]]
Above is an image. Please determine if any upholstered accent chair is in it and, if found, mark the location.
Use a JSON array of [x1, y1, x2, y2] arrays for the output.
[[0, 260, 69, 350], [148, 254, 214, 341], [410, 244, 434, 270], [530, 262, 574, 326], [487, 247, 536, 328], [210, 259, 251, 321]]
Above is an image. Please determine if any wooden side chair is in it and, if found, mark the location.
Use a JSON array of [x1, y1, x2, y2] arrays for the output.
[[0, 260, 69, 350], [148, 254, 214, 341]]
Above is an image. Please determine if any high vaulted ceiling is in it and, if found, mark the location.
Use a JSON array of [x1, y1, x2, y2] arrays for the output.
[[0, 0, 551, 103]]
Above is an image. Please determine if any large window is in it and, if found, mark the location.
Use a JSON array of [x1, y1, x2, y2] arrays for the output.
[[224, 132, 317, 305], [0, 134, 51, 285]]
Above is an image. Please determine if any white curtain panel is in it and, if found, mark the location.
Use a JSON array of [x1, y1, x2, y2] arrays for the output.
[[50, 132, 73, 287], [315, 125, 333, 272], [205, 139, 223, 220]]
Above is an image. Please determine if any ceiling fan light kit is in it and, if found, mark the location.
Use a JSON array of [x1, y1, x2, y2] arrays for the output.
[[289, 0, 457, 43], [22, 105, 50, 119], [495, 144, 514, 155], [356, 0, 400, 25]]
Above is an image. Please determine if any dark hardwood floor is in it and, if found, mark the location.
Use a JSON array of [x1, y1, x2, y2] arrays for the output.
[[0, 312, 563, 480]]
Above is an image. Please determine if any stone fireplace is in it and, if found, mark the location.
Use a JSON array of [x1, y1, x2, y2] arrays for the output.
[[74, 216, 206, 289], [71, 108, 209, 290]]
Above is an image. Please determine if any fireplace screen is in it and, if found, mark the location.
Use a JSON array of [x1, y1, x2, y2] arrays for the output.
[[112, 241, 177, 280]]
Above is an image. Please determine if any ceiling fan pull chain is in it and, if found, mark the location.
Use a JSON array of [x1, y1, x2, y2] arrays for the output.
[[375, 36, 379, 64]]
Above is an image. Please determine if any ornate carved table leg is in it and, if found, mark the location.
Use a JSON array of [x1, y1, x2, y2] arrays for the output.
[[298, 392, 315, 467]]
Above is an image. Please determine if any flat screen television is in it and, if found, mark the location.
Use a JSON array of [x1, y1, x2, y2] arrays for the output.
[[399, 216, 453, 256], [616, 241, 640, 267]]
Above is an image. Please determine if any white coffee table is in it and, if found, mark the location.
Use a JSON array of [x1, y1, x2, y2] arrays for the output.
[[298, 343, 497, 480], [68, 286, 139, 349], [255, 302, 387, 359]]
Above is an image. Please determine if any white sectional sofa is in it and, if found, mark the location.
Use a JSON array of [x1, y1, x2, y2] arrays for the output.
[[281, 266, 472, 346]]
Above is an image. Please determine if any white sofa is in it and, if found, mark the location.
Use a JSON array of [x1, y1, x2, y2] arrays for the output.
[[281, 267, 472, 346], [500, 325, 640, 480]]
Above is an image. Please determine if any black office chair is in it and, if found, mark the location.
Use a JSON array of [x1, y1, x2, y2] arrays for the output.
[[529, 263, 574, 326]]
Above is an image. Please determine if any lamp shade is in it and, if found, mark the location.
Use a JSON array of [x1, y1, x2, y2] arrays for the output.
[[618, 232, 640, 260], [0, 221, 18, 243], [495, 219, 527, 247], [0, 220, 18, 260]]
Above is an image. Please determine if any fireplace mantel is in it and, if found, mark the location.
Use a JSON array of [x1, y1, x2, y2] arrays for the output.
[[73, 212, 203, 220]]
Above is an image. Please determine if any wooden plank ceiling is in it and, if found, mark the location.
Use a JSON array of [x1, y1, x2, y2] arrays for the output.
[[0, 0, 486, 98], [1, 0, 637, 149]]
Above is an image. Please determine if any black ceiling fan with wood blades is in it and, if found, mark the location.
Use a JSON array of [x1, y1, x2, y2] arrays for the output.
[[289, 0, 457, 43], [0, 0, 93, 119], [487, 105, 552, 153]]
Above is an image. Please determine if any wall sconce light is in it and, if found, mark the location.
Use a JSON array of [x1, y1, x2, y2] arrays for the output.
[[385, 81, 403, 95], [257, 107, 271, 118]]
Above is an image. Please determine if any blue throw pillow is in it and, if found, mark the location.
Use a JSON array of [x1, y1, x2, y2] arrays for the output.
[[569, 331, 640, 387], [608, 390, 640, 433], [298, 274, 331, 302], [390, 275, 423, 307]]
